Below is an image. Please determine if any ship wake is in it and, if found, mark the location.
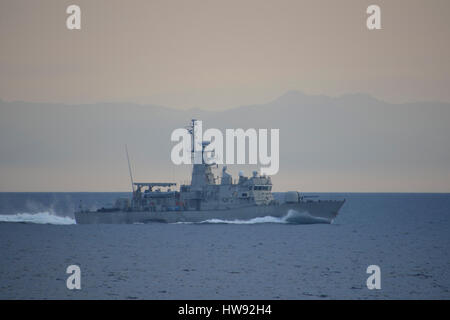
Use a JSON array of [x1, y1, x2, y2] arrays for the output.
[[182, 210, 331, 225], [0, 212, 76, 225]]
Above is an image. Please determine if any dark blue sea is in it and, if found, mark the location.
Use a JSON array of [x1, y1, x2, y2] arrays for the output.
[[0, 192, 449, 299]]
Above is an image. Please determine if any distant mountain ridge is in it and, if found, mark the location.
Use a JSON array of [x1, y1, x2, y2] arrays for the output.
[[1, 91, 449, 192]]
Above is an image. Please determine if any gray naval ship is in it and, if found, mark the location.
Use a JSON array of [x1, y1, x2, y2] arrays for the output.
[[75, 120, 345, 224]]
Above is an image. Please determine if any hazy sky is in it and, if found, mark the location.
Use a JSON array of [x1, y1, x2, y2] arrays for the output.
[[1, 1, 450, 192], [1, 0, 450, 109]]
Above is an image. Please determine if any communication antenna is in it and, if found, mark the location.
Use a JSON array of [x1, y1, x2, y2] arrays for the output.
[[185, 119, 197, 161], [125, 144, 135, 193]]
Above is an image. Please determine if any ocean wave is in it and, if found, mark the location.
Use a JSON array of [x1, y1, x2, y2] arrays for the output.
[[178, 210, 331, 225], [0, 212, 76, 225]]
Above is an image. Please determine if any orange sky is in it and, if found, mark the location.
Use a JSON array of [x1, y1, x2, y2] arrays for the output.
[[1, 0, 450, 109]]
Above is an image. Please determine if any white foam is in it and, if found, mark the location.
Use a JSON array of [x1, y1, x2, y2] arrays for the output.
[[0, 212, 76, 225], [194, 210, 331, 225]]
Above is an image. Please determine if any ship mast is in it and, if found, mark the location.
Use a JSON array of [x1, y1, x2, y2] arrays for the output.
[[185, 119, 197, 164], [186, 119, 216, 188], [125, 144, 135, 193]]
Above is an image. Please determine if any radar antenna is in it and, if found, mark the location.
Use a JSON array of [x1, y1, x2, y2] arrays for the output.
[[185, 119, 197, 162]]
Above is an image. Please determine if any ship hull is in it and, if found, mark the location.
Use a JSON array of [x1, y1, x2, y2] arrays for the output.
[[74, 200, 345, 224]]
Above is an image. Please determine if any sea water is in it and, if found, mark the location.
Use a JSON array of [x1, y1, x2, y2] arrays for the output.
[[0, 192, 449, 299]]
